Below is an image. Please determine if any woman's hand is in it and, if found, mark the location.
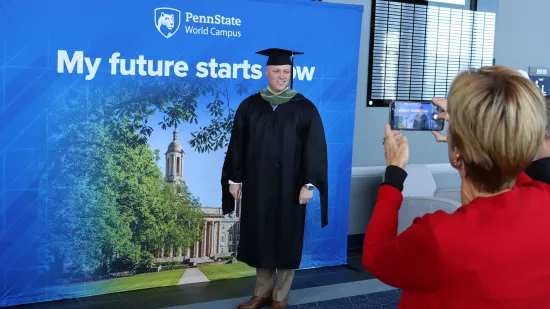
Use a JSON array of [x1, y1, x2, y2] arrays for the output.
[[383, 124, 409, 169], [431, 98, 449, 143]]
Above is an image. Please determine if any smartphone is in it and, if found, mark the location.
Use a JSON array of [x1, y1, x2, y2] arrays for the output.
[[389, 101, 445, 131]]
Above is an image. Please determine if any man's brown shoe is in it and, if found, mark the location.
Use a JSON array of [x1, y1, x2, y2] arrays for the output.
[[272, 300, 289, 309], [237, 296, 272, 309]]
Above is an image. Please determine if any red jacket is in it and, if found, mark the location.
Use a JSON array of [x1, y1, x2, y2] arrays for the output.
[[363, 172, 550, 308]]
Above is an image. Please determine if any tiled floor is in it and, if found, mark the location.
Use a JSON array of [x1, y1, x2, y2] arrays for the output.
[[288, 289, 402, 309], [7, 250, 375, 309]]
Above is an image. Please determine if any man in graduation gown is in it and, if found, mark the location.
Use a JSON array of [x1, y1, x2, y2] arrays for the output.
[[221, 48, 328, 309]]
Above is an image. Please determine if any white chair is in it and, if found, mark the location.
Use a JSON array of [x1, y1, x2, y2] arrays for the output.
[[381, 164, 438, 197], [397, 197, 461, 234], [382, 164, 461, 233], [434, 189, 462, 203], [402, 164, 437, 197]]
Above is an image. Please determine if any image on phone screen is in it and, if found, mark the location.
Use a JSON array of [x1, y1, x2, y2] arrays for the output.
[[389, 101, 444, 131]]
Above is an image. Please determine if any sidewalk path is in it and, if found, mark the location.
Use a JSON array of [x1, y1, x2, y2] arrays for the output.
[[178, 267, 210, 285]]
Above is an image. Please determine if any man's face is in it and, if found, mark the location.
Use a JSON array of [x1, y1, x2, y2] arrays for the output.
[[418, 108, 424, 115], [266, 65, 291, 93]]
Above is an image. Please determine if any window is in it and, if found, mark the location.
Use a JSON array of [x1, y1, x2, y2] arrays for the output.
[[367, 0, 495, 107], [430, 0, 465, 5]]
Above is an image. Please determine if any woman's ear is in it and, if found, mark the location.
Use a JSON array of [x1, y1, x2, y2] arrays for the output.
[[451, 148, 462, 168]]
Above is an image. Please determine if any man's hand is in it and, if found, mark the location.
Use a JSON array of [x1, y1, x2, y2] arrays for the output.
[[229, 183, 242, 202], [299, 186, 313, 205]]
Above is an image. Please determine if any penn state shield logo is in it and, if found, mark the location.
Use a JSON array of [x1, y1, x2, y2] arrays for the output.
[[154, 7, 181, 38]]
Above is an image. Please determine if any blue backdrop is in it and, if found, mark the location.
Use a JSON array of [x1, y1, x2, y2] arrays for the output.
[[0, 0, 363, 306]]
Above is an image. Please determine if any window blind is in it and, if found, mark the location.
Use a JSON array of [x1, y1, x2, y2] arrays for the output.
[[367, 0, 496, 106]]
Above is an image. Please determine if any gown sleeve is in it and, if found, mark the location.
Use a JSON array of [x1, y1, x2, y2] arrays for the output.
[[302, 108, 329, 227], [221, 102, 246, 215]]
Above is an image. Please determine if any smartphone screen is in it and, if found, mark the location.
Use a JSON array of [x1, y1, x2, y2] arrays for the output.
[[389, 101, 445, 131]]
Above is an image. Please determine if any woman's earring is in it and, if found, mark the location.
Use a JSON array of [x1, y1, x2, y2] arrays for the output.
[[452, 153, 461, 167]]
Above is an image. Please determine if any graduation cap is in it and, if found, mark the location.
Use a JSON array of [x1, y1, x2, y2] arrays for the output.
[[256, 48, 304, 89]]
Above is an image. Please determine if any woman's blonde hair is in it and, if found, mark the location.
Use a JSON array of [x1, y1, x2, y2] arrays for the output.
[[447, 65, 546, 193]]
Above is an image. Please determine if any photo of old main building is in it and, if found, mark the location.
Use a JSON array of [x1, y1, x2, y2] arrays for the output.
[[158, 129, 242, 264]]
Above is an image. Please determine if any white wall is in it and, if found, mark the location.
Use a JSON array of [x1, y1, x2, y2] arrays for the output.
[[494, 0, 550, 70]]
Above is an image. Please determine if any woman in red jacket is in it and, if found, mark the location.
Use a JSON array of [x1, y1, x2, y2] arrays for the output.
[[363, 66, 550, 309]]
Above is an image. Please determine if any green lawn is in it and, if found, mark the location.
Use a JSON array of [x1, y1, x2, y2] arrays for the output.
[[97, 269, 186, 293], [58, 269, 186, 296], [199, 262, 255, 281]]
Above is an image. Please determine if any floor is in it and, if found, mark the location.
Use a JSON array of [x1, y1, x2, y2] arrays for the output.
[[6, 250, 399, 309], [287, 289, 402, 309], [163, 280, 399, 309]]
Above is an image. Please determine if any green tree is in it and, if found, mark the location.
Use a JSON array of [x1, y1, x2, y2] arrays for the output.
[[105, 78, 251, 152], [162, 182, 205, 259], [42, 106, 139, 279], [40, 77, 246, 281], [105, 135, 204, 262]]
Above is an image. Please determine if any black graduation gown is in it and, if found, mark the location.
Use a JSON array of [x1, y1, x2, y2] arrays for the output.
[[221, 92, 328, 270], [525, 157, 550, 184]]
